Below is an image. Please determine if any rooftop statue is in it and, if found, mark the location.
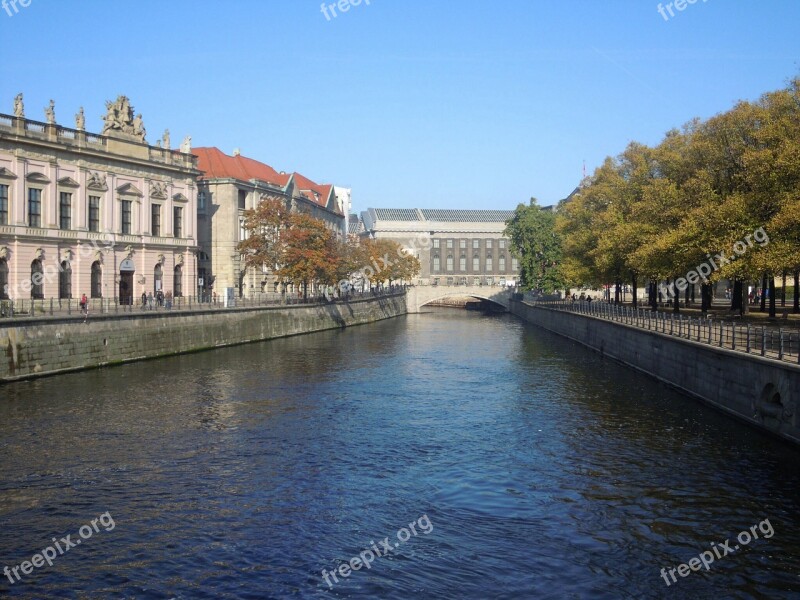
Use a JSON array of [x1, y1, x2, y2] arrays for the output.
[[44, 99, 55, 124], [101, 95, 146, 142], [13, 93, 24, 118]]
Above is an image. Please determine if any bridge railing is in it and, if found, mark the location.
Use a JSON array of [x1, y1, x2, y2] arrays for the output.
[[527, 299, 800, 366]]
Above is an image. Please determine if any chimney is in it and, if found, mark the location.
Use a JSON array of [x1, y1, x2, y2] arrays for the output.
[[232, 148, 241, 156]]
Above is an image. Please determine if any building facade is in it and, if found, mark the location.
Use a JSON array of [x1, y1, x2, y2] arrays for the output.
[[193, 147, 346, 297], [360, 208, 520, 286], [0, 94, 199, 304]]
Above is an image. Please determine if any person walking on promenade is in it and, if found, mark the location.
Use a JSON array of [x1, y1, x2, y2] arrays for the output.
[[80, 293, 89, 322], [141, 291, 147, 309], [147, 291, 154, 310]]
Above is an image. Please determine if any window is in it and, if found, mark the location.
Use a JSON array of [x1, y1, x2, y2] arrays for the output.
[[91, 261, 102, 298], [198, 190, 206, 211], [446, 255, 454, 271], [486, 255, 493, 271], [473, 277, 480, 286], [30, 260, 43, 299], [59, 192, 71, 230], [459, 256, 466, 271], [121, 200, 132, 234], [433, 239, 440, 249], [239, 217, 247, 241], [238, 189, 247, 209], [473, 256, 480, 271], [486, 239, 493, 249], [0, 184, 8, 225], [154, 264, 163, 293], [59, 261, 71, 299], [174, 264, 183, 297], [472, 239, 480, 249], [151, 204, 161, 236], [0, 259, 7, 299], [512, 257, 519, 271], [446, 239, 453, 249], [499, 256, 506, 271], [89, 196, 100, 232], [499, 239, 506, 249], [173, 206, 183, 238], [460, 239, 466, 249], [28, 189, 41, 227], [433, 255, 440, 272]]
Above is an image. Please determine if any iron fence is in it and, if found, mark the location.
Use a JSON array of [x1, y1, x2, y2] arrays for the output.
[[528, 299, 800, 366], [0, 288, 406, 321]]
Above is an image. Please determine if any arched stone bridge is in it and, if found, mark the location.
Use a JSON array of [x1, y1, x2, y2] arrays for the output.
[[406, 285, 512, 313]]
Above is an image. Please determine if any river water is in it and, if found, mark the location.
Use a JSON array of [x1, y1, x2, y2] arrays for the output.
[[0, 308, 799, 599]]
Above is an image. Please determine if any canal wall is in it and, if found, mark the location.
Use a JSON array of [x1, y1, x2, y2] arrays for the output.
[[0, 293, 407, 382], [510, 300, 800, 445]]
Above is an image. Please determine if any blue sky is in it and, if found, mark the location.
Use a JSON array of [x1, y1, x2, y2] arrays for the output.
[[1, 1, 798, 212]]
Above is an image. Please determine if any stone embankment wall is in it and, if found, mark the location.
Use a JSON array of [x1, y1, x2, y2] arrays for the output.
[[510, 300, 800, 446], [0, 294, 407, 382]]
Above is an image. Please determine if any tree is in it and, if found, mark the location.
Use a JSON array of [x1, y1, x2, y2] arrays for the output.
[[277, 213, 339, 299], [505, 199, 564, 293], [237, 197, 290, 291]]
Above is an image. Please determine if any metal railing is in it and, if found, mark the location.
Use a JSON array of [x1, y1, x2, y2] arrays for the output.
[[0, 287, 406, 322], [527, 299, 800, 366]]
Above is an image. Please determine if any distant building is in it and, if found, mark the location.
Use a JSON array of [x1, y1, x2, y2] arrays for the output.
[[0, 94, 199, 304], [360, 208, 519, 286], [193, 147, 345, 296]]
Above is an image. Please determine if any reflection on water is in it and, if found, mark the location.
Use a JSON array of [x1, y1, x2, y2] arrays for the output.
[[0, 308, 799, 599]]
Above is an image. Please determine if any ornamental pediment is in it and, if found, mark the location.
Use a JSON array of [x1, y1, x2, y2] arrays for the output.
[[172, 192, 189, 203], [117, 182, 143, 197], [0, 167, 17, 180], [26, 172, 50, 184], [57, 176, 80, 188]]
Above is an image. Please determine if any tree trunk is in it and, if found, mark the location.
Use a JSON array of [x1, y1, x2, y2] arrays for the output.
[[700, 283, 712, 313], [631, 273, 638, 308], [731, 279, 743, 313], [781, 271, 787, 307], [684, 284, 691, 308], [672, 279, 680, 313], [760, 273, 768, 312], [794, 271, 800, 314], [769, 275, 777, 318], [649, 280, 657, 311], [741, 281, 749, 315]]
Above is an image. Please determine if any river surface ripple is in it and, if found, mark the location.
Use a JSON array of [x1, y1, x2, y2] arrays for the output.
[[1, 309, 799, 599]]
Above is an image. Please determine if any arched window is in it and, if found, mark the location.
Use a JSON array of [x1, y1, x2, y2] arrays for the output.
[[0, 259, 8, 300], [154, 264, 163, 294], [473, 255, 480, 271], [173, 264, 183, 297], [91, 261, 102, 298], [31, 259, 43, 299], [446, 255, 454, 272], [59, 261, 72, 299]]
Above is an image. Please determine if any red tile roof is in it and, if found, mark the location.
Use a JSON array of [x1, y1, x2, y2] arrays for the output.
[[193, 147, 338, 213]]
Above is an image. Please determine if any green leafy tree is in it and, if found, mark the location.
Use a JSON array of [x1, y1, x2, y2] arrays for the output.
[[505, 199, 564, 293]]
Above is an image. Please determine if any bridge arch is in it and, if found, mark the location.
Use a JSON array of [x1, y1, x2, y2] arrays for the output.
[[407, 285, 511, 313]]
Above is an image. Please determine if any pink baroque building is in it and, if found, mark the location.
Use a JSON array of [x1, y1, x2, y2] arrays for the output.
[[0, 94, 200, 304]]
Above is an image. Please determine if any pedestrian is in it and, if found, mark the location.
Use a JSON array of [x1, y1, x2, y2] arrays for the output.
[[147, 291, 153, 309], [80, 293, 88, 321], [141, 291, 147, 308]]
